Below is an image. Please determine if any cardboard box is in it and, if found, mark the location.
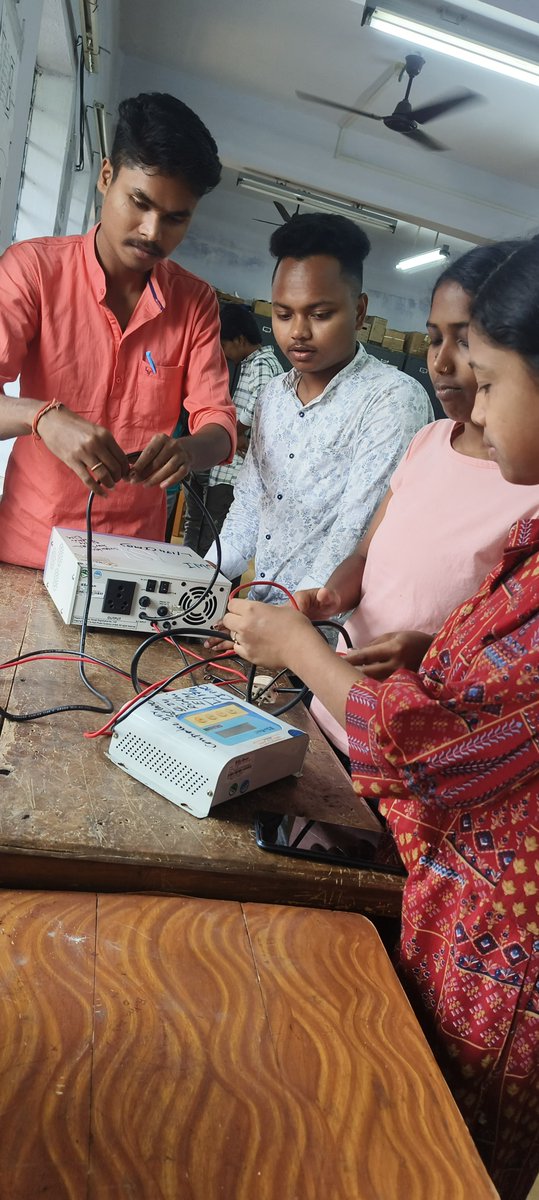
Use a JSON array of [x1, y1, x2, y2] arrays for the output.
[[215, 290, 248, 306], [404, 331, 431, 357], [358, 318, 372, 344], [382, 328, 405, 351], [368, 315, 388, 344], [254, 300, 272, 317]]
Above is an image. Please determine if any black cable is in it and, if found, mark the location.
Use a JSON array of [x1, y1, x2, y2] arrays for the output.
[[313, 619, 353, 649], [77, 492, 114, 711], [130, 627, 232, 693], [113, 652, 233, 731], [151, 473, 223, 627], [153, 623, 190, 670], [3, 648, 138, 680], [74, 36, 85, 172], [245, 618, 353, 718], [0, 644, 151, 724]]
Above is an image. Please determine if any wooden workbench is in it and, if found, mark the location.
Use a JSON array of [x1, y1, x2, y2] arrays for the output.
[[0, 566, 404, 916], [0, 889, 497, 1200]]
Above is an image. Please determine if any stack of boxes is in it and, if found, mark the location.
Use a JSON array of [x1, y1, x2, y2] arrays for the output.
[[359, 315, 430, 358]]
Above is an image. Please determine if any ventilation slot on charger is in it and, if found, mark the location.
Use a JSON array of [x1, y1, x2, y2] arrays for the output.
[[117, 733, 209, 794]]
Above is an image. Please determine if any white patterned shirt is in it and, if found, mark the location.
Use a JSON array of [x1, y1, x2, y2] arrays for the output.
[[208, 345, 283, 488], [208, 344, 432, 602]]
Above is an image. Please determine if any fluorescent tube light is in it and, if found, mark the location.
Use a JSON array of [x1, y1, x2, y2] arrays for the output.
[[396, 245, 450, 271], [236, 174, 398, 232], [365, 7, 539, 87]]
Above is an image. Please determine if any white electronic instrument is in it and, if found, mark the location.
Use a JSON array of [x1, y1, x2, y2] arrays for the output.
[[107, 683, 309, 819], [44, 528, 230, 633]]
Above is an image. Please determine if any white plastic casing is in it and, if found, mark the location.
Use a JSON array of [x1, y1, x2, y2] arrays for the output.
[[43, 527, 230, 633], [107, 683, 309, 819]]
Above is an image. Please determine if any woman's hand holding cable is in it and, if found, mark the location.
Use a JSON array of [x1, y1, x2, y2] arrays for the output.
[[222, 598, 365, 729], [221, 598, 316, 672], [343, 630, 433, 680]]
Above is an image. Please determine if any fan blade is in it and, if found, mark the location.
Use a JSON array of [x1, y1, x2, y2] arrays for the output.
[[296, 90, 383, 121], [274, 201, 293, 222], [398, 126, 447, 152], [411, 88, 480, 126]]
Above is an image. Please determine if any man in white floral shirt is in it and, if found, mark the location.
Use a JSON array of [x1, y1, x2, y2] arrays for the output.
[[207, 214, 432, 604]]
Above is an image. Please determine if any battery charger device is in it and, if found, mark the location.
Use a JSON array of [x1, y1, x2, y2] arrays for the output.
[[107, 683, 309, 818], [43, 527, 230, 633]]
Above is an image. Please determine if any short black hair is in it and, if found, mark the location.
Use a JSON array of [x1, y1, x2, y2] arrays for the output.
[[270, 213, 370, 291], [432, 240, 524, 303], [471, 239, 539, 378], [220, 304, 262, 345], [110, 93, 222, 197]]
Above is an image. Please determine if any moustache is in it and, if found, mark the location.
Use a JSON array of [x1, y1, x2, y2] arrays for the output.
[[125, 239, 163, 258]]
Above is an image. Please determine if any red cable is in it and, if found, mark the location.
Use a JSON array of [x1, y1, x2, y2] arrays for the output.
[[1, 652, 121, 671], [151, 624, 248, 682], [84, 675, 170, 739]]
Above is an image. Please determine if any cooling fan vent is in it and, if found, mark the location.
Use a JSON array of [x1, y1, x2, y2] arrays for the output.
[[176, 587, 219, 626]]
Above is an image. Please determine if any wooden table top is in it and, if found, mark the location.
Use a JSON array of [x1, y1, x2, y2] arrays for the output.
[[0, 889, 497, 1200], [0, 565, 404, 916]]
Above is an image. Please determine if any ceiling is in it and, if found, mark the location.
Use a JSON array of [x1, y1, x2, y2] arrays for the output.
[[119, 0, 539, 187], [116, 0, 539, 299]]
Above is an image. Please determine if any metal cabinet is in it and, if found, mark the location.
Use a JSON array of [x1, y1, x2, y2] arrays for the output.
[[364, 344, 406, 371]]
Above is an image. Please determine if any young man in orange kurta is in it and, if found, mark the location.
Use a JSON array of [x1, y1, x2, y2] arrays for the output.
[[0, 92, 236, 567]]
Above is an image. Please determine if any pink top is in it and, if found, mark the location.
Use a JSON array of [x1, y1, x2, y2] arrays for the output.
[[312, 418, 539, 753], [0, 227, 236, 568]]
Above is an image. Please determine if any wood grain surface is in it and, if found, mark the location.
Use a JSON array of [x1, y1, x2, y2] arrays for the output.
[[0, 890, 96, 1198], [0, 890, 498, 1200], [0, 568, 404, 916]]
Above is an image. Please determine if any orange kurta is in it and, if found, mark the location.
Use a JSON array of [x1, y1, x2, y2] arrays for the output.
[[0, 227, 236, 567]]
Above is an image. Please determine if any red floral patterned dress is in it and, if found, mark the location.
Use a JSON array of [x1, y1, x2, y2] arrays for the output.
[[346, 518, 539, 1200]]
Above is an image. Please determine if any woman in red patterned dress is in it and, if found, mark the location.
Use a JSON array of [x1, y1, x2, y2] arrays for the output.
[[222, 240, 539, 1200]]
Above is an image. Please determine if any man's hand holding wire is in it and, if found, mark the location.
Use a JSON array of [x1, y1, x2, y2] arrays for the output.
[[127, 433, 194, 489], [36, 407, 130, 495]]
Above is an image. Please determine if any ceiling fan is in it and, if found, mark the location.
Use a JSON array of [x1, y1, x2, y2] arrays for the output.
[[297, 54, 480, 152], [254, 201, 301, 226]]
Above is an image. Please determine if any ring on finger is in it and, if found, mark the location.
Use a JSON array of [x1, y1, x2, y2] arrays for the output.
[[90, 461, 104, 473]]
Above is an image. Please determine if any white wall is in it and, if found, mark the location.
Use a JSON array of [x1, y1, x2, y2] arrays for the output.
[[173, 219, 432, 331], [5, 0, 121, 248], [0, 0, 121, 486], [0, 0, 44, 251]]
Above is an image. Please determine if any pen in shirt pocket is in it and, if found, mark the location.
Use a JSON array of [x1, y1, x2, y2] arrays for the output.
[[145, 350, 157, 375]]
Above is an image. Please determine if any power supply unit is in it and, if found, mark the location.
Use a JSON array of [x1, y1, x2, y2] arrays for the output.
[[43, 527, 231, 633]]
